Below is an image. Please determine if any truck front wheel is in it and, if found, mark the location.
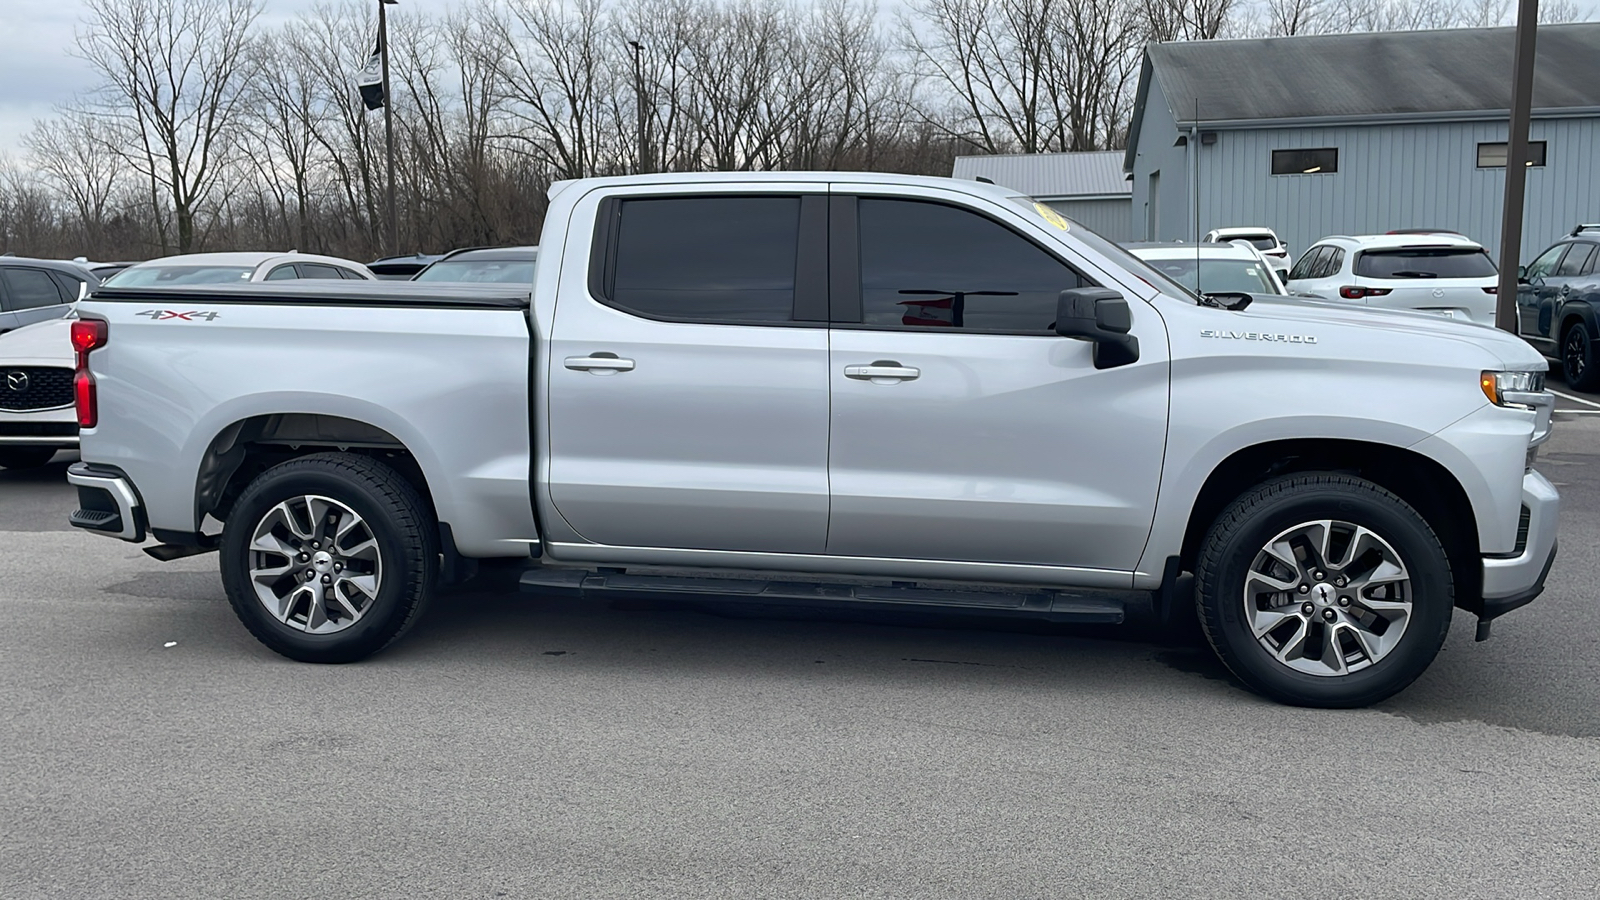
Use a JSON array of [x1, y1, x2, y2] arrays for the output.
[[1195, 474, 1453, 708], [219, 452, 438, 663]]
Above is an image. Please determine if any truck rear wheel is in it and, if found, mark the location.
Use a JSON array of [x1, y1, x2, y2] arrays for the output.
[[219, 452, 437, 663], [1195, 474, 1453, 708]]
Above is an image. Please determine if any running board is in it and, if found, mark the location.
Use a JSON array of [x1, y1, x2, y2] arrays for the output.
[[519, 567, 1125, 624]]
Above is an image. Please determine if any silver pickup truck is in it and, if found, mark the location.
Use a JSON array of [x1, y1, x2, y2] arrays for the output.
[[67, 172, 1557, 708]]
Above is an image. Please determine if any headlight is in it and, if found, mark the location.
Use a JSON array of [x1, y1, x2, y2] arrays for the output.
[[1480, 370, 1546, 408]]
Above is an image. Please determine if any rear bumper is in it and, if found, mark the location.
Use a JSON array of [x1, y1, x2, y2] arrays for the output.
[[1479, 468, 1559, 615], [66, 461, 146, 542]]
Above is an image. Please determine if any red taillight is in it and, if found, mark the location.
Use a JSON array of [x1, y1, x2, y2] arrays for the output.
[[75, 370, 98, 428], [1338, 286, 1393, 299], [70, 319, 108, 429]]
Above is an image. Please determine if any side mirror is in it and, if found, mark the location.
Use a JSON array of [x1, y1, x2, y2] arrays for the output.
[[1055, 288, 1140, 369], [1517, 265, 1529, 284]]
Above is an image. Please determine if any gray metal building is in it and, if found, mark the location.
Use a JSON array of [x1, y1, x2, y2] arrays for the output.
[[1124, 23, 1600, 262], [951, 151, 1134, 242]]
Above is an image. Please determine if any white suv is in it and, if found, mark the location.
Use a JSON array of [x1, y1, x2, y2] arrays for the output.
[[1285, 233, 1498, 326]]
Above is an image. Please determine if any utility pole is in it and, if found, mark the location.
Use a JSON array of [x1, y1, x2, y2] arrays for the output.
[[628, 40, 650, 175], [380, 0, 399, 256], [1495, 0, 1539, 332]]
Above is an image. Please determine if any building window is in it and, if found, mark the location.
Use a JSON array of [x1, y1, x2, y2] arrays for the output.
[[1271, 148, 1338, 175], [1477, 141, 1547, 168]]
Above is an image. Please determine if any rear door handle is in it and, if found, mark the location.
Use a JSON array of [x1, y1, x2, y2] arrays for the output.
[[844, 361, 920, 382], [564, 354, 635, 373]]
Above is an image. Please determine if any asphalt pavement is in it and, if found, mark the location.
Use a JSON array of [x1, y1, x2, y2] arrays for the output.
[[3, 409, 1599, 898]]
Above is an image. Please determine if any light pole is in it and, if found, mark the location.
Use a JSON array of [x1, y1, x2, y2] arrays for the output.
[[1495, 0, 1539, 332], [380, 0, 398, 256], [628, 40, 650, 175]]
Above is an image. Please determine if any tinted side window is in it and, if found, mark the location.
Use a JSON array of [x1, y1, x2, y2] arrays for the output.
[[1582, 245, 1600, 276], [1318, 248, 1345, 278], [1555, 244, 1593, 277], [1, 268, 67, 310], [299, 263, 345, 280], [857, 198, 1086, 332], [609, 196, 799, 323], [1287, 247, 1324, 281], [264, 265, 298, 281], [46, 270, 86, 302]]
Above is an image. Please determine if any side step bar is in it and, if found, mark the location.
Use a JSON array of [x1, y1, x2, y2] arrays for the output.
[[519, 567, 1125, 624]]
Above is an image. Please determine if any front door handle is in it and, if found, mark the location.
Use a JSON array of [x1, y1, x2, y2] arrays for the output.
[[564, 354, 635, 373], [844, 361, 920, 383]]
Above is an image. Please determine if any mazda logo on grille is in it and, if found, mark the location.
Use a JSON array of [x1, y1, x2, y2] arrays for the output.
[[5, 371, 28, 392]]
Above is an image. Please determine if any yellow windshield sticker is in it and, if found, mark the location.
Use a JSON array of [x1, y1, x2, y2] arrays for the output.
[[1033, 202, 1070, 231]]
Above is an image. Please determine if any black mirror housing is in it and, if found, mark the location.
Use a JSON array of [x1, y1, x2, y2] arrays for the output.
[[1056, 288, 1140, 369]]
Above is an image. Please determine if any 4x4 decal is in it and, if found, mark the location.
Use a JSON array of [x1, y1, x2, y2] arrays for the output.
[[135, 310, 221, 321]]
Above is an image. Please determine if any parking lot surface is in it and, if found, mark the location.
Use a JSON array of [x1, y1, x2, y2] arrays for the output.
[[4, 408, 1599, 898]]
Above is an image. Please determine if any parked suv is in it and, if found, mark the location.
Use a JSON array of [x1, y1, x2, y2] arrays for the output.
[[1516, 224, 1600, 390], [1286, 234, 1498, 326], [1, 257, 97, 336]]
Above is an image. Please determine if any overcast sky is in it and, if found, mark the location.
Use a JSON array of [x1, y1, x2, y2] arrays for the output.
[[2, 0, 1598, 159]]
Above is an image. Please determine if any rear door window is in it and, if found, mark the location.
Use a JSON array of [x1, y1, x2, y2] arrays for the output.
[[1355, 248, 1497, 279], [605, 196, 801, 323], [264, 265, 299, 281], [1556, 244, 1594, 277], [0, 268, 68, 310], [854, 197, 1088, 332], [46, 271, 87, 302]]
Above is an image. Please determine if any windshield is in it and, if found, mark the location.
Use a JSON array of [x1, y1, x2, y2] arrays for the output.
[[1354, 248, 1496, 279], [1139, 257, 1282, 295], [1009, 197, 1198, 301], [413, 259, 537, 284], [104, 265, 253, 286]]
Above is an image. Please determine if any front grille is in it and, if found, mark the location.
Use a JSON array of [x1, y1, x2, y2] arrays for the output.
[[1514, 505, 1531, 555], [0, 422, 77, 437], [0, 367, 74, 411]]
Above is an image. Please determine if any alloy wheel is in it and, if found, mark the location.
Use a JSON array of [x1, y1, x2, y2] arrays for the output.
[[1564, 328, 1588, 384], [248, 494, 383, 634], [1241, 519, 1412, 677]]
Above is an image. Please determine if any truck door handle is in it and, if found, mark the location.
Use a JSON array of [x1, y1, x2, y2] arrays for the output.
[[844, 361, 920, 382], [564, 354, 635, 373]]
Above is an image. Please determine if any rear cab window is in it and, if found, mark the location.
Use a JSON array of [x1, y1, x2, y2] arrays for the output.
[[1355, 248, 1497, 279], [598, 195, 811, 324]]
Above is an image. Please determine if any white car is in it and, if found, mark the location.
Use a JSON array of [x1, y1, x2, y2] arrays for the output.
[[1285, 233, 1498, 326], [1126, 241, 1287, 297], [1203, 226, 1289, 275], [0, 317, 75, 470], [102, 252, 376, 286]]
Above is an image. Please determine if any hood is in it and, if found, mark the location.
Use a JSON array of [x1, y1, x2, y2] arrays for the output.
[[0, 318, 75, 366], [1239, 295, 1545, 369]]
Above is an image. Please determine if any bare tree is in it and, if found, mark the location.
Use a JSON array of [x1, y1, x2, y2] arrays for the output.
[[75, 0, 261, 253], [23, 106, 125, 255]]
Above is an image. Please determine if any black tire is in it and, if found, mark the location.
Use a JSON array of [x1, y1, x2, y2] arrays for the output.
[[219, 452, 437, 663], [0, 446, 57, 469], [1195, 474, 1453, 708], [1562, 322, 1600, 392]]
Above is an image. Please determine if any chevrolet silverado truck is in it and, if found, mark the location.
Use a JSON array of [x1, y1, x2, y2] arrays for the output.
[[66, 173, 1558, 708]]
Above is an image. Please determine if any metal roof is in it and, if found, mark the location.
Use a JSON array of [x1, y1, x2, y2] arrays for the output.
[[1147, 22, 1600, 127], [950, 151, 1132, 199]]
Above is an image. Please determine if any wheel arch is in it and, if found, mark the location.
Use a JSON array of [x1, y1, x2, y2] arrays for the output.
[[194, 412, 438, 533], [1176, 438, 1481, 610]]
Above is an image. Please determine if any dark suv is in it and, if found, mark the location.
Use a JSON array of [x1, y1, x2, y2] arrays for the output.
[[1518, 224, 1600, 390], [0, 257, 97, 336]]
